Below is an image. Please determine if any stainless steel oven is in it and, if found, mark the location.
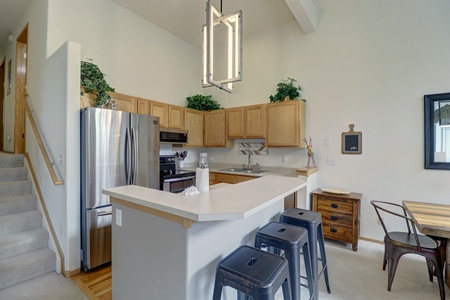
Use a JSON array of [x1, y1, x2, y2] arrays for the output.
[[160, 155, 196, 193]]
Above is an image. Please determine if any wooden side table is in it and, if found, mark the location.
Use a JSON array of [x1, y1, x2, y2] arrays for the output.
[[311, 188, 362, 251]]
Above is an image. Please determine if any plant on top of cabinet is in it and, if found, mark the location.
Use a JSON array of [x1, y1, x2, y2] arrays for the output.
[[186, 94, 221, 111], [80, 58, 115, 107], [269, 77, 304, 103]]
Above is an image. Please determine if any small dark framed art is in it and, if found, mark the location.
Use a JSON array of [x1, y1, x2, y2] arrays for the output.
[[342, 124, 362, 154]]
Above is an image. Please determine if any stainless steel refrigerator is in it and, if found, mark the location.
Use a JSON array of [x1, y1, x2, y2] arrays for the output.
[[80, 107, 160, 271]]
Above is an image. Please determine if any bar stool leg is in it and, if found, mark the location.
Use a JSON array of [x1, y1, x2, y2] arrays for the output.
[[318, 224, 331, 293], [212, 275, 223, 300], [282, 276, 293, 300], [302, 242, 314, 299], [283, 248, 301, 300], [307, 224, 319, 300]]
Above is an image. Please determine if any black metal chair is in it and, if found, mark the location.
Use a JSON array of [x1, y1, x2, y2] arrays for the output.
[[370, 200, 445, 300]]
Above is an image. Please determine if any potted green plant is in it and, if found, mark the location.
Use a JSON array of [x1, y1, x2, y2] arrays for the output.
[[269, 77, 304, 103], [80, 58, 115, 108], [186, 94, 221, 111]]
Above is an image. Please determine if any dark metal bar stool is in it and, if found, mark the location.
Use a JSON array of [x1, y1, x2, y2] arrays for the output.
[[280, 208, 331, 300], [212, 245, 292, 300], [255, 221, 314, 300]]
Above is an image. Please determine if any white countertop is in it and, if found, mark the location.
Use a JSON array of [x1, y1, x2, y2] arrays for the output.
[[103, 175, 306, 222]]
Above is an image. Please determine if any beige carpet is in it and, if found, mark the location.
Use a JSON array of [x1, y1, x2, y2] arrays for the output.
[[0, 271, 88, 300], [0, 239, 447, 299], [277, 239, 449, 300]]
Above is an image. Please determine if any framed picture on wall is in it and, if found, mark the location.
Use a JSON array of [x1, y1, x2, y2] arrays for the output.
[[6, 59, 11, 95], [342, 124, 362, 154]]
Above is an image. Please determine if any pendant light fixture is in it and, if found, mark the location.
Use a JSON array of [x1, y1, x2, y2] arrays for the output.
[[202, 0, 242, 93]]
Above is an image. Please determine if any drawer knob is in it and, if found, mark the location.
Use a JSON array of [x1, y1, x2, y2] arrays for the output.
[[330, 228, 338, 233], [331, 216, 338, 221], [331, 203, 339, 209]]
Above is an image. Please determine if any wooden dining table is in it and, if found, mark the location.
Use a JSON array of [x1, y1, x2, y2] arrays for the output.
[[403, 200, 450, 288]]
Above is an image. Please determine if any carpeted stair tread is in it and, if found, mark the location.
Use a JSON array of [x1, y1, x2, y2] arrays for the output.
[[0, 228, 48, 261], [0, 154, 55, 291], [0, 210, 42, 237], [0, 194, 37, 216], [0, 247, 55, 290], [0, 155, 24, 168], [0, 180, 32, 197], [0, 167, 27, 182]]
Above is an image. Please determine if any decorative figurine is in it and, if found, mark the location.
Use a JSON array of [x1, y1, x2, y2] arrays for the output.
[[303, 137, 316, 168]]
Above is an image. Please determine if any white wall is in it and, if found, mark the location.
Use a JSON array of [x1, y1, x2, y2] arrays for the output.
[[203, 0, 450, 240], [47, 0, 203, 105], [4, 0, 450, 271], [2, 0, 205, 272]]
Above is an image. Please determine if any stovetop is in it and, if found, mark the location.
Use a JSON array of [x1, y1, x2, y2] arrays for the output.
[[160, 155, 196, 179]]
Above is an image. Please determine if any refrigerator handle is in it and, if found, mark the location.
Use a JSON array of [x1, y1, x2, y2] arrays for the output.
[[131, 127, 137, 185], [125, 127, 132, 185]]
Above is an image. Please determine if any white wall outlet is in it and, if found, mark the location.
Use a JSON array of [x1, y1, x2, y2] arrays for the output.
[[282, 155, 288, 163], [324, 138, 331, 147], [327, 157, 336, 165], [59, 154, 65, 166], [116, 208, 122, 227]]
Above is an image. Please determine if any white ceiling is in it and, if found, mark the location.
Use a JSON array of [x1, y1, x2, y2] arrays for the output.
[[112, 0, 300, 48], [0, 0, 30, 47], [0, 0, 347, 50]]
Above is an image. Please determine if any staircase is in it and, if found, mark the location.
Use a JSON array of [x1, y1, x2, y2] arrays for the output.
[[0, 154, 55, 290]]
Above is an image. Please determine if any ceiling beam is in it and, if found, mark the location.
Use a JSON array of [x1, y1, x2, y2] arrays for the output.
[[284, 0, 318, 34]]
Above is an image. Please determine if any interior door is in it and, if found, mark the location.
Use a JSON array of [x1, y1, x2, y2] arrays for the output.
[[14, 24, 28, 154], [0, 58, 4, 151]]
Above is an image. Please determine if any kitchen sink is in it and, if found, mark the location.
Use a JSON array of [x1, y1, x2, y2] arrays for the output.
[[219, 168, 267, 174]]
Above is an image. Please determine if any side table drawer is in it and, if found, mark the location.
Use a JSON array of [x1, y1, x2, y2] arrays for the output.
[[318, 198, 353, 214], [323, 223, 353, 244], [320, 210, 353, 228]]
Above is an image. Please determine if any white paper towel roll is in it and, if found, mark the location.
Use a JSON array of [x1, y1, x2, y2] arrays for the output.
[[196, 168, 209, 192]]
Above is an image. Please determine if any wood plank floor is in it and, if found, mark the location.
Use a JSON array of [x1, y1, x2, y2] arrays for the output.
[[72, 264, 112, 300]]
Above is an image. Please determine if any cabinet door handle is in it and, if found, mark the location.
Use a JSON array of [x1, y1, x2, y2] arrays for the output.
[[331, 203, 339, 209], [330, 228, 338, 233], [331, 216, 338, 221]]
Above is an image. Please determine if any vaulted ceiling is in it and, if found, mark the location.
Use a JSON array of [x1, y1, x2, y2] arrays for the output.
[[0, 0, 348, 50]]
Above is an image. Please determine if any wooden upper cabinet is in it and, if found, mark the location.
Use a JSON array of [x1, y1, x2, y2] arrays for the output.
[[150, 101, 169, 128], [148, 101, 184, 129], [184, 108, 204, 147], [168, 105, 184, 129], [109, 92, 137, 113], [138, 99, 184, 129], [137, 98, 151, 115], [204, 110, 232, 147], [226, 104, 265, 139], [245, 104, 266, 138], [226, 107, 245, 138], [266, 100, 305, 148]]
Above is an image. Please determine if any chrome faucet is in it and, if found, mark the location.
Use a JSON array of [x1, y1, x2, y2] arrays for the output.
[[242, 154, 253, 170]]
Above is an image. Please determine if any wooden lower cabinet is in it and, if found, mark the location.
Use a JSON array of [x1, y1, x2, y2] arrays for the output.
[[210, 172, 256, 185], [312, 189, 362, 251]]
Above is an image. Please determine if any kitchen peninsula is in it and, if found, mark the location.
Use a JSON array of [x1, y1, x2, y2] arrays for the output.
[[103, 175, 306, 300]]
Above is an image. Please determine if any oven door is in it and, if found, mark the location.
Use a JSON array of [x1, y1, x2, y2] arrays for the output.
[[162, 175, 196, 193]]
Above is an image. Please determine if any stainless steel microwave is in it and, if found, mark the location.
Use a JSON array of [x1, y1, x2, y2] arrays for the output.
[[160, 129, 188, 144]]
